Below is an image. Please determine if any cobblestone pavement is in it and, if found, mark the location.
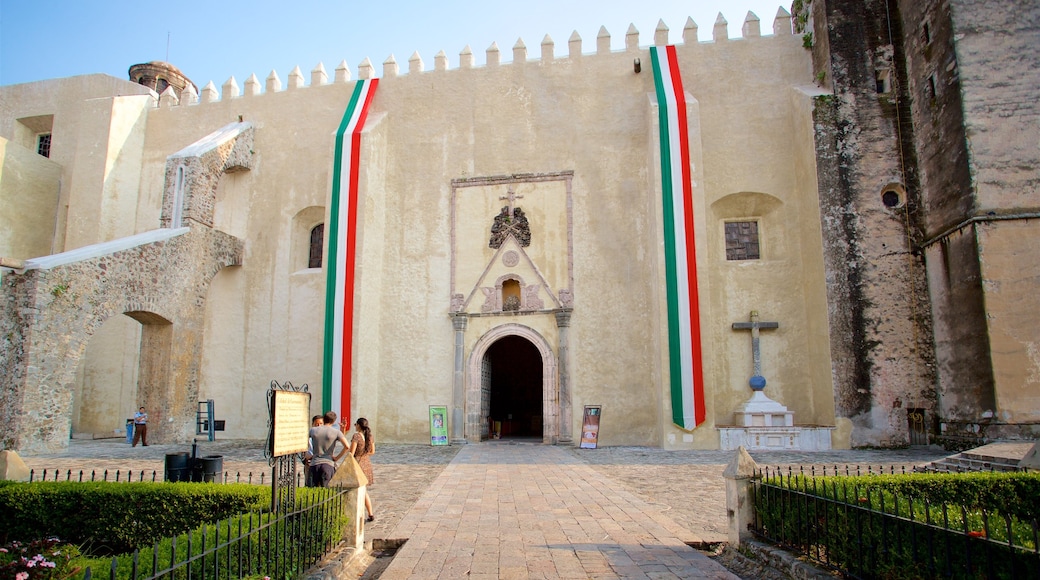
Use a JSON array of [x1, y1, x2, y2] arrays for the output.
[[565, 446, 951, 544], [21, 439, 950, 578]]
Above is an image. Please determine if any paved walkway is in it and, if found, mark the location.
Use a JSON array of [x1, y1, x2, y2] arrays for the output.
[[379, 442, 738, 579], [19, 438, 952, 578]]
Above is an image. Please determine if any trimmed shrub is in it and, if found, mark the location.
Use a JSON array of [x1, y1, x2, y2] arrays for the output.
[[0, 481, 269, 554]]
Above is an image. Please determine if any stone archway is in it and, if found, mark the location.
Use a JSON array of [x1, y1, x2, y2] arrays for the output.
[[466, 323, 557, 444]]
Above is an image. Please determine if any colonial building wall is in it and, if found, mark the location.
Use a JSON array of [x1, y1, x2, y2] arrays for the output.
[[0, 75, 155, 254], [809, 0, 937, 446], [0, 227, 243, 453], [128, 18, 834, 446], [901, 0, 1040, 443], [0, 136, 61, 259]]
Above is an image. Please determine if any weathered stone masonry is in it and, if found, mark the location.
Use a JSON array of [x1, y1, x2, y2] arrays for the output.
[[809, 0, 938, 446], [0, 123, 253, 453], [0, 228, 242, 453]]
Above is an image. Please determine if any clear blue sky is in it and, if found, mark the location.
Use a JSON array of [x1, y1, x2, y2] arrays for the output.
[[1, 1, 791, 88]]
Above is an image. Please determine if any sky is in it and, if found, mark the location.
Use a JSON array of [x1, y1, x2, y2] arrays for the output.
[[1, 1, 791, 88]]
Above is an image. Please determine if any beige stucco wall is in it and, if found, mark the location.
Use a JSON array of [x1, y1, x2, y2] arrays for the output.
[[65, 95, 151, 250], [979, 220, 1040, 423], [0, 75, 155, 253], [1, 25, 839, 447], [72, 315, 141, 435], [0, 137, 61, 259]]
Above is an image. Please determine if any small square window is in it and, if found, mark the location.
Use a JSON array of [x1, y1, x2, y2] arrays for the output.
[[725, 221, 760, 261], [37, 133, 51, 158]]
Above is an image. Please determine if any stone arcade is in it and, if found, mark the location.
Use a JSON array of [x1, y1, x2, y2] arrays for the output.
[[1, 1, 1037, 454]]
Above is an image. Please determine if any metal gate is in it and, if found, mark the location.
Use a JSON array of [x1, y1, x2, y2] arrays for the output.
[[480, 355, 491, 440], [907, 408, 928, 446]]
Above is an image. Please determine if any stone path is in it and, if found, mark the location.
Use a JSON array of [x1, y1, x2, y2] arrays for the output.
[[19, 439, 950, 578], [379, 442, 739, 579]]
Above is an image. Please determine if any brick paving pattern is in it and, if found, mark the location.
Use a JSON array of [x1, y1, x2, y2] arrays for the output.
[[20, 439, 949, 578]]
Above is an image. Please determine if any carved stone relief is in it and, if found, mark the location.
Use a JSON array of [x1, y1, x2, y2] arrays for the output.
[[489, 207, 531, 248]]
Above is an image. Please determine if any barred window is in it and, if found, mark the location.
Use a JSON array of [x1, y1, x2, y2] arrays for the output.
[[725, 221, 760, 261], [37, 133, 51, 158], [308, 224, 324, 268]]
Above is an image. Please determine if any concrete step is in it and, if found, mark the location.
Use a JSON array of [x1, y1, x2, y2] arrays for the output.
[[914, 451, 1022, 474]]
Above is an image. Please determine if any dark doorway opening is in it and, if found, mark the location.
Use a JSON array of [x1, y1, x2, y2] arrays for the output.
[[485, 335, 543, 439]]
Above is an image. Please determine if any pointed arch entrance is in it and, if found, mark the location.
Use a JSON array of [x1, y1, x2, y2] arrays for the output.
[[466, 324, 558, 444]]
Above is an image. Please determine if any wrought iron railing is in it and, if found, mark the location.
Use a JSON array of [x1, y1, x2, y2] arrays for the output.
[[750, 465, 1040, 579], [28, 469, 304, 486], [80, 486, 347, 579]]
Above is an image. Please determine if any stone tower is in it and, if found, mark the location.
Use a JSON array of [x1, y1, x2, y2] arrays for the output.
[[128, 61, 197, 96]]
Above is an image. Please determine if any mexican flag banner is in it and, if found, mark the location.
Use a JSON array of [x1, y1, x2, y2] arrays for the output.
[[650, 46, 705, 430], [323, 78, 379, 422]]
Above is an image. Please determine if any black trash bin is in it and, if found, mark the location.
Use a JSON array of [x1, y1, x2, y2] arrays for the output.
[[199, 455, 223, 483], [164, 452, 190, 482]]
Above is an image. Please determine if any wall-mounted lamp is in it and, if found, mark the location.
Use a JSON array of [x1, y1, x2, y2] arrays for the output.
[[633, 58, 641, 73]]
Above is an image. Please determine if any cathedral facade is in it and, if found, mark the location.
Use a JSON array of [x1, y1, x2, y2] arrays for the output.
[[1, 1, 1036, 454]]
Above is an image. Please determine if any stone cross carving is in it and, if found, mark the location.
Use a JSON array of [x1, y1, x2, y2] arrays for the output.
[[732, 311, 779, 391], [499, 185, 524, 219]]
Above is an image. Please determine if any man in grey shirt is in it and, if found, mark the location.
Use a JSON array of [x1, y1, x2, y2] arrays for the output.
[[307, 411, 350, 487]]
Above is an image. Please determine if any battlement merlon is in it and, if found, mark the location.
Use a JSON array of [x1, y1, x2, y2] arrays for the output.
[[171, 10, 796, 104]]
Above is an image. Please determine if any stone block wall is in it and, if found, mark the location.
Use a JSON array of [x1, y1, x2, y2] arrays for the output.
[[899, 0, 1040, 443], [0, 227, 242, 453], [810, 0, 938, 446]]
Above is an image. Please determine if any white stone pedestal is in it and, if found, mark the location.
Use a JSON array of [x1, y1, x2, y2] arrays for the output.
[[718, 425, 834, 450], [718, 391, 834, 450]]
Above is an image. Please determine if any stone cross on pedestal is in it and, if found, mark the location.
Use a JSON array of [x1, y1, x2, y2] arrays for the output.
[[499, 185, 524, 219], [732, 311, 778, 391]]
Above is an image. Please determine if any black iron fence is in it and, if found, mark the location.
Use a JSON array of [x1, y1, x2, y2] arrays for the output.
[[750, 465, 1040, 579], [28, 469, 303, 486], [80, 486, 347, 579]]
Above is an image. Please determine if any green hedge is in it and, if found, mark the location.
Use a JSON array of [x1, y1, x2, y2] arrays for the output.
[[755, 471, 1040, 579], [0, 481, 269, 555], [77, 488, 349, 580], [763, 471, 1040, 522]]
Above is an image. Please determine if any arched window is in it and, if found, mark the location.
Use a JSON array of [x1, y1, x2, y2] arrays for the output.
[[308, 224, 324, 268], [502, 279, 521, 311]]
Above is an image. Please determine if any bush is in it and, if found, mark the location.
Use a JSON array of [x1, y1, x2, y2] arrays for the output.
[[754, 471, 1040, 579], [77, 488, 348, 580], [0, 482, 269, 555]]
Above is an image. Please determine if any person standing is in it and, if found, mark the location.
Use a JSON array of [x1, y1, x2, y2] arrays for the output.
[[304, 415, 322, 486], [350, 417, 376, 522], [307, 411, 349, 488], [132, 406, 149, 447]]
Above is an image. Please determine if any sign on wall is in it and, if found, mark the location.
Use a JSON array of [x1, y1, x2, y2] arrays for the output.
[[429, 405, 448, 446], [579, 405, 602, 449]]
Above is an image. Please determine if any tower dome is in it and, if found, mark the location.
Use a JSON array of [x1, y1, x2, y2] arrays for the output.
[[128, 61, 197, 95]]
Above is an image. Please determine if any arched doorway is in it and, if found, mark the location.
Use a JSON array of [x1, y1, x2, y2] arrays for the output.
[[485, 336, 543, 440], [466, 323, 558, 444]]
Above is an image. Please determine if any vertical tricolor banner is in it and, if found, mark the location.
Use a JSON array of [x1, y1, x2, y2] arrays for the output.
[[650, 46, 706, 430], [323, 78, 379, 423]]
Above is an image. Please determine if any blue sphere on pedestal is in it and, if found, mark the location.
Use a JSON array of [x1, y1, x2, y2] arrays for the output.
[[749, 375, 767, 391]]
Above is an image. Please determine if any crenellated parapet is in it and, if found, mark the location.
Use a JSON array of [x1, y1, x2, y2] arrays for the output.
[[166, 9, 795, 106]]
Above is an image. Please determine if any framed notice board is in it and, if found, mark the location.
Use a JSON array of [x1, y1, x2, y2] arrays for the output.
[[429, 405, 448, 446], [579, 405, 602, 449], [270, 389, 311, 457]]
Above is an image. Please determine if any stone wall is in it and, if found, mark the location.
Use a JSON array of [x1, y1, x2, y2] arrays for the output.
[[810, 0, 937, 446], [903, 0, 1040, 442], [0, 227, 242, 453]]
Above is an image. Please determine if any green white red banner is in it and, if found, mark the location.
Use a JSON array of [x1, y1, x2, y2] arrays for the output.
[[650, 45, 705, 430], [323, 78, 379, 423]]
